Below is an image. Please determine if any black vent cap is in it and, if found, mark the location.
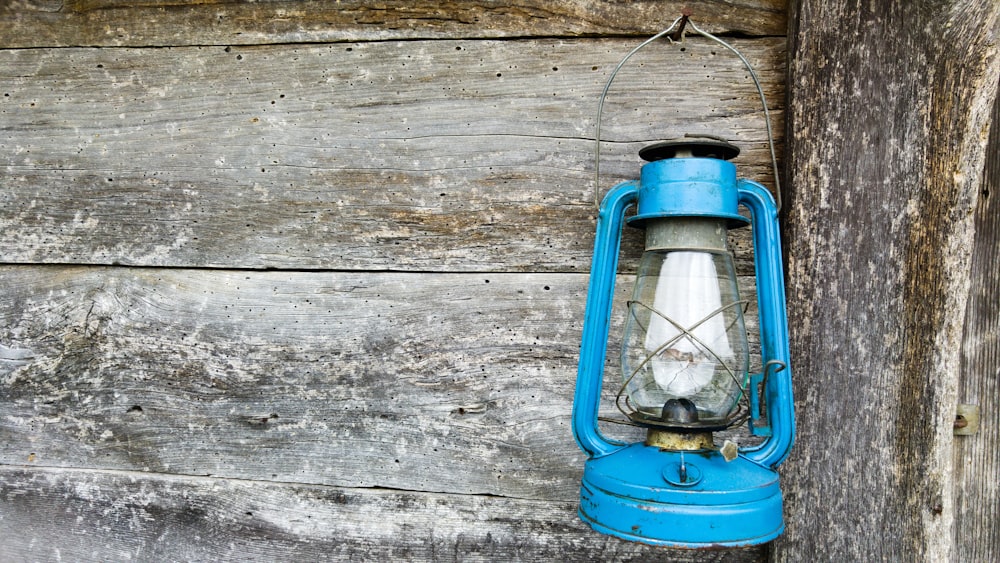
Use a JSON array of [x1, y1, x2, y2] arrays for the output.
[[639, 136, 740, 162]]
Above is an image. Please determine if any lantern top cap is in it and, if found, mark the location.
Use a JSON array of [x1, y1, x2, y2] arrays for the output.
[[639, 136, 740, 162]]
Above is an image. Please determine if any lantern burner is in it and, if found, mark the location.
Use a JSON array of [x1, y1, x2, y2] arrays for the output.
[[662, 398, 699, 424], [639, 136, 740, 162]]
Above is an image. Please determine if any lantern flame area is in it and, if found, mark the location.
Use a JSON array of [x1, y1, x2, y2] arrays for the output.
[[620, 247, 749, 430]]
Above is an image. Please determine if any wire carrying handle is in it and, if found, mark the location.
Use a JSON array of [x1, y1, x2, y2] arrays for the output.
[[593, 13, 782, 212]]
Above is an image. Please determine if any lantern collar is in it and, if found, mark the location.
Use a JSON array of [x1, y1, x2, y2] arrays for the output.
[[628, 137, 750, 229]]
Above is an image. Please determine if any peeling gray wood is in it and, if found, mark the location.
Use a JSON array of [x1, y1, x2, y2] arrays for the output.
[[0, 38, 783, 272], [0, 0, 787, 48], [0, 466, 765, 562], [0, 265, 762, 501], [779, 1, 999, 561], [954, 79, 1000, 562]]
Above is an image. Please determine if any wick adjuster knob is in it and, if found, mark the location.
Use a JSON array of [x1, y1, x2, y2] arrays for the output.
[[663, 460, 703, 487]]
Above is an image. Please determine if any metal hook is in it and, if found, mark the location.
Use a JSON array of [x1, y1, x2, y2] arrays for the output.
[[670, 9, 692, 42]]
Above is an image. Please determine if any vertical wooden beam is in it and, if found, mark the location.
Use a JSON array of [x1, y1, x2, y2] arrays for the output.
[[954, 80, 1000, 562], [780, 1, 998, 560]]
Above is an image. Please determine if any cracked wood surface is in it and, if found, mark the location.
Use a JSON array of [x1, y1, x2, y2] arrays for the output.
[[0, 268, 597, 500]]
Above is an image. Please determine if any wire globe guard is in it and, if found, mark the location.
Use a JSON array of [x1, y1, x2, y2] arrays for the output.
[[571, 158, 794, 547]]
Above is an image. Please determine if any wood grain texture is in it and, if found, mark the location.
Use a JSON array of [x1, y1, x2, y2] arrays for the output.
[[954, 78, 1000, 562], [779, 1, 999, 561], [0, 265, 762, 500], [0, 37, 783, 272], [0, 266, 594, 501], [0, 0, 787, 48], [0, 466, 766, 562]]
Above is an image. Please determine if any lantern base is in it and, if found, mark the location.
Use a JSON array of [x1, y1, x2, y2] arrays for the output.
[[579, 442, 783, 548]]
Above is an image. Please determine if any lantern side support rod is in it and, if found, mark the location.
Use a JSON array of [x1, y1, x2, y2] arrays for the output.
[[735, 179, 795, 468], [594, 16, 782, 212], [572, 180, 638, 459]]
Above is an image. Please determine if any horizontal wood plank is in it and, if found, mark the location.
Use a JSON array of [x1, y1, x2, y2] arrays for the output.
[[0, 38, 783, 272], [0, 0, 787, 48], [0, 466, 766, 561], [0, 266, 761, 501]]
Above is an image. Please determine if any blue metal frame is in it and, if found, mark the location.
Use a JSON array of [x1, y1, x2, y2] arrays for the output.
[[737, 178, 795, 467], [571, 157, 794, 548]]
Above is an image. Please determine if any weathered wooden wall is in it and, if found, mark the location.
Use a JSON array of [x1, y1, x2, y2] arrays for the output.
[[1, 1, 786, 561]]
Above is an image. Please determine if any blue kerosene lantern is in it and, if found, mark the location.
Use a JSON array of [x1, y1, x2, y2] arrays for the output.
[[572, 136, 794, 547]]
